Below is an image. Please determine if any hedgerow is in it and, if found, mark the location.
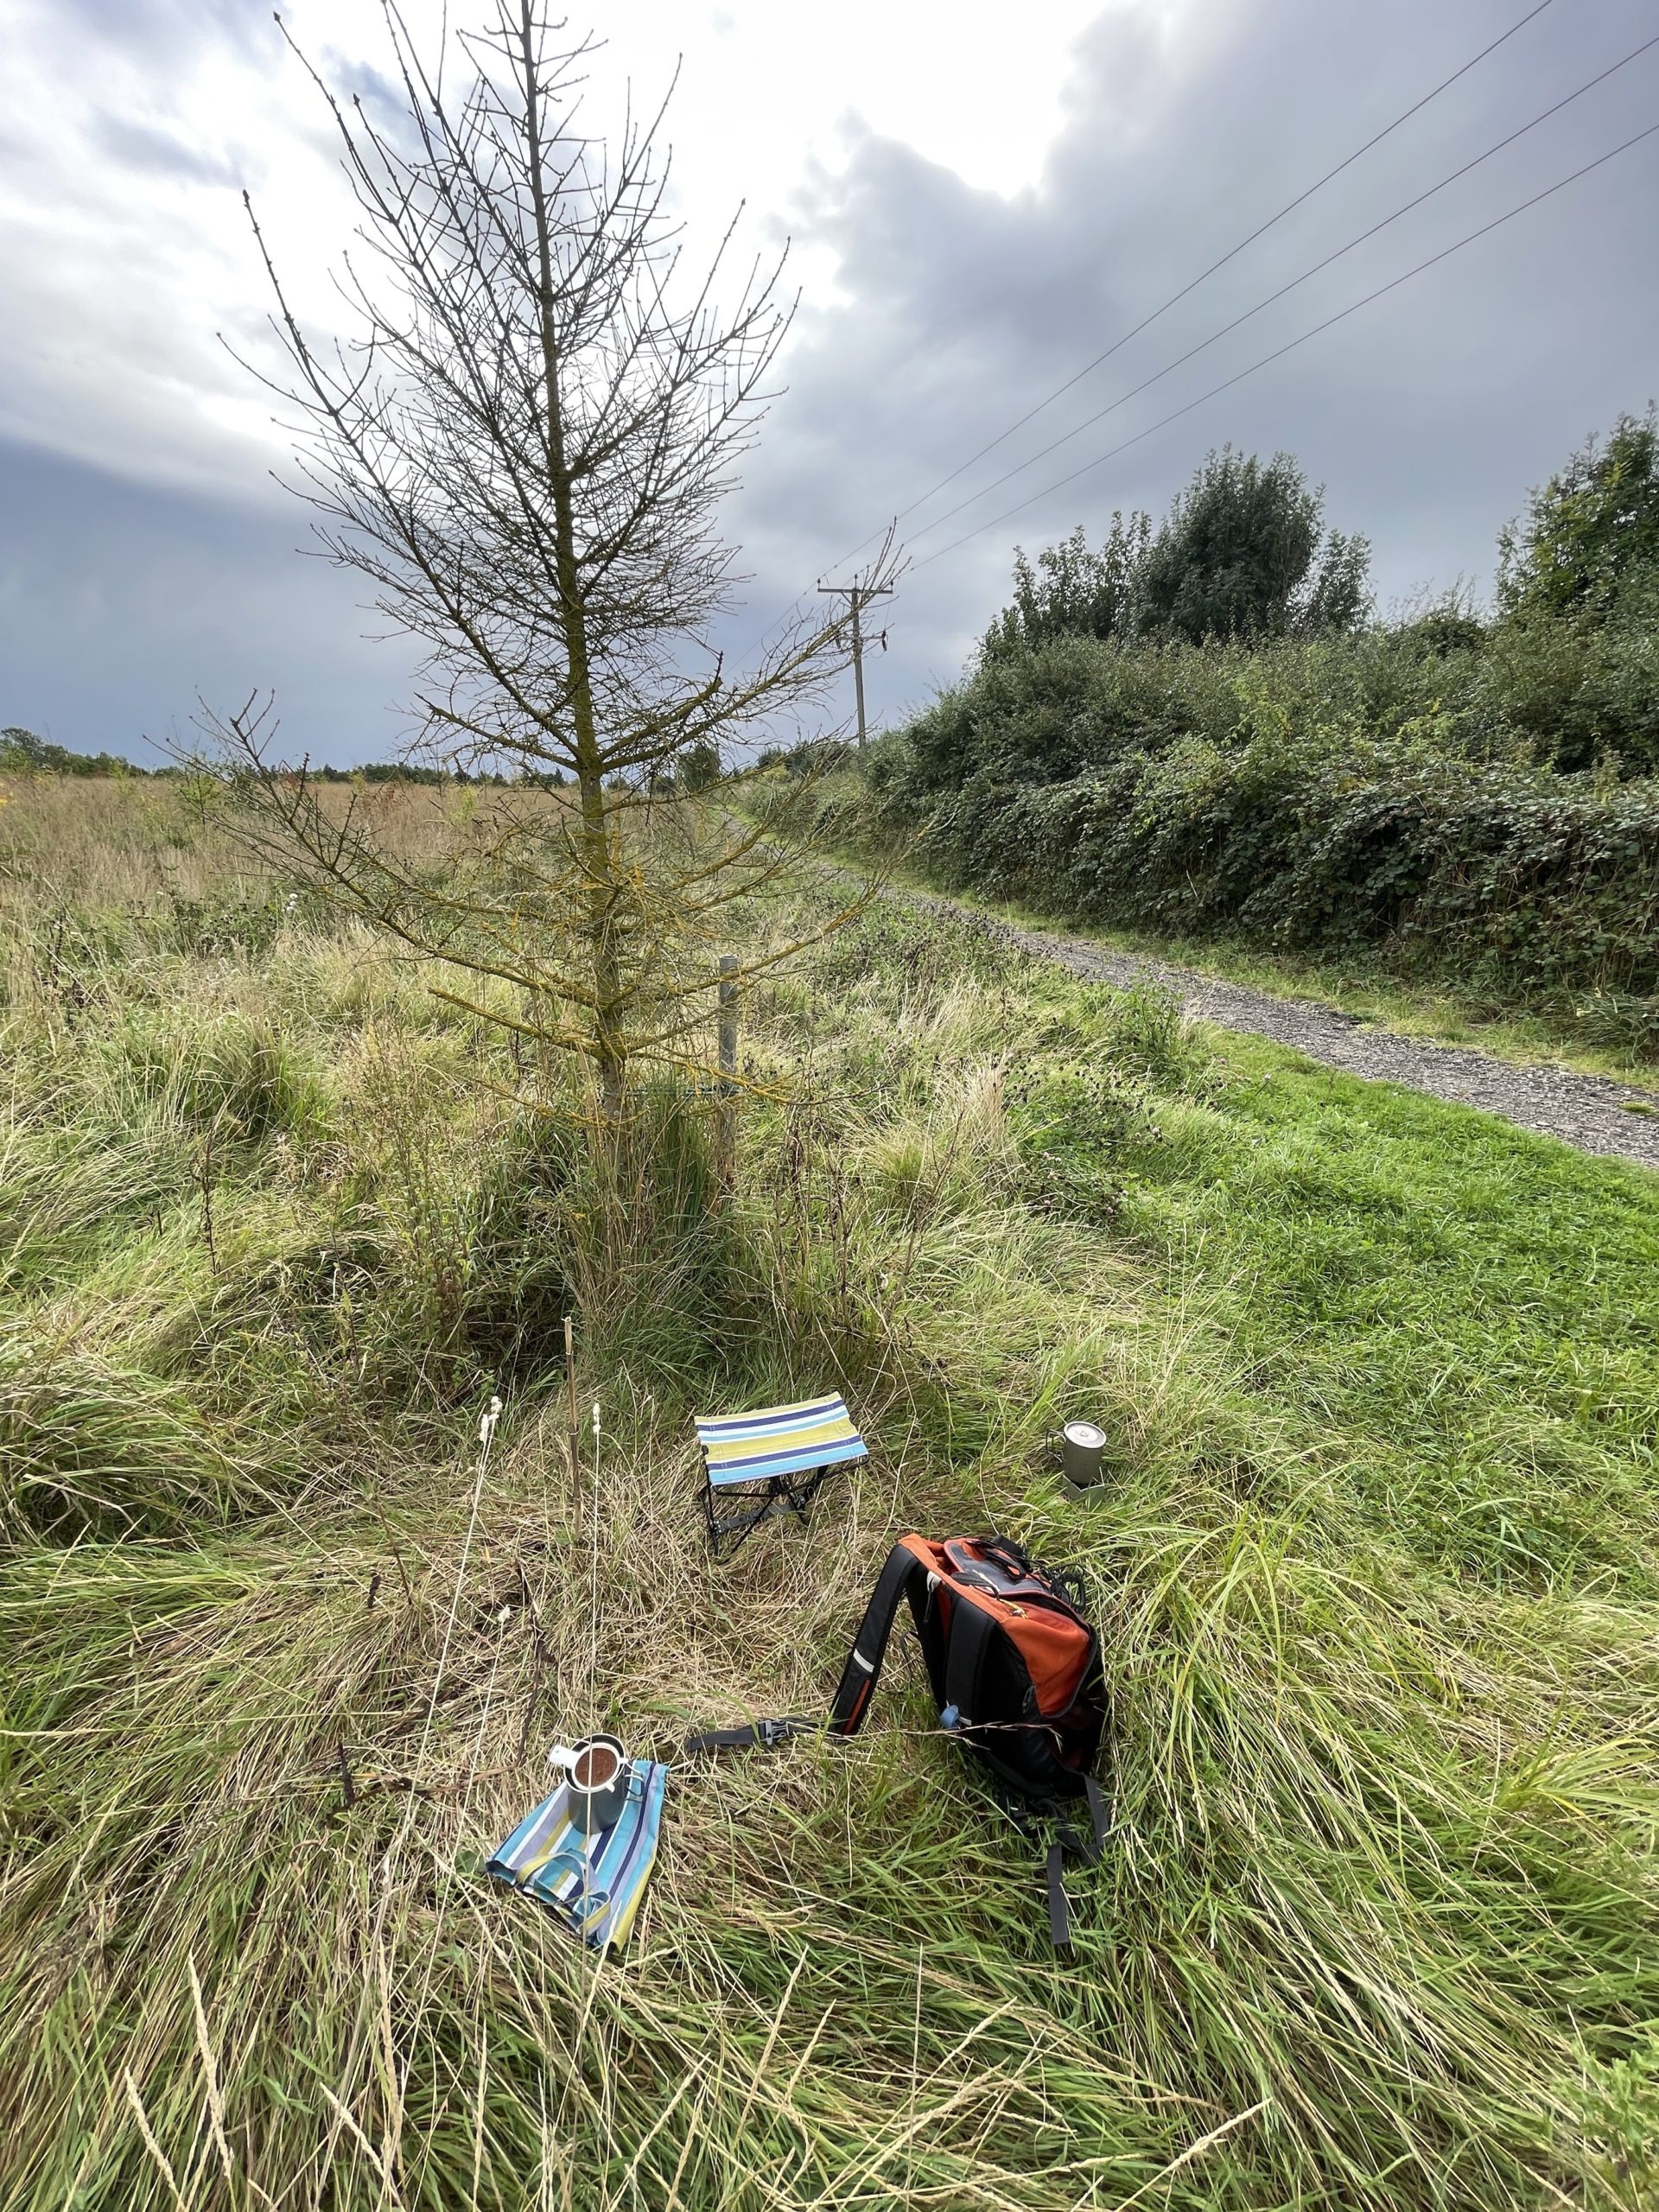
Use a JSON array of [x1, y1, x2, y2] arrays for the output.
[[851, 628, 1659, 1034]]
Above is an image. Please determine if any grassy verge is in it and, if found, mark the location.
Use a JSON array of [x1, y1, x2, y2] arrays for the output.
[[937, 881, 1659, 1088], [744, 761, 1659, 1085], [3, 779, 1658, 2208]]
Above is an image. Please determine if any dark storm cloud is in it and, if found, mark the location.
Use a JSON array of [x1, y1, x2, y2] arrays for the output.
[[716, 0, 1659, 731], [4, 0, 1657, 762], [0, 436, 420, 763]]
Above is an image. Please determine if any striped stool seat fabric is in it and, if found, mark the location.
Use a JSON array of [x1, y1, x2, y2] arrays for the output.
[[696, 1393, 867, 1556]]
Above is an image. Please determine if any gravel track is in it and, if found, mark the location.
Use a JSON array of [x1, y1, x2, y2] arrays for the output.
[[910, 896, 1659, 1172]]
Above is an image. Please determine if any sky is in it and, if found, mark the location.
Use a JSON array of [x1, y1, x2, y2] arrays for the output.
[[2, 0, 1656, 765]]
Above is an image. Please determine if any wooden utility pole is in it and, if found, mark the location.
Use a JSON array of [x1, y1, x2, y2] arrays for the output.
[[817, 574, 894, 750]]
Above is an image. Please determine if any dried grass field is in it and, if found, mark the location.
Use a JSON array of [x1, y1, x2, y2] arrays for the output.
[[3, 773, 1658, 2210]]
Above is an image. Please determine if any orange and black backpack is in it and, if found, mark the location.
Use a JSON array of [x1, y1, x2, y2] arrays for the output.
[[688, 1533, 1109, 1949]]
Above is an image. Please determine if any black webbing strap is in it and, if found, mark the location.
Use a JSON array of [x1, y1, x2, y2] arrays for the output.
[[827, 1541, 929, 1737], [981, 1766, 1107, 1955], [972, 1535, 1032, 1578], [1046, 1777, 1109, 1952], [1046, 1842, 1072, 1953], [1082, 1774, 1108, 1858], [680, 1715, 817, 1756]]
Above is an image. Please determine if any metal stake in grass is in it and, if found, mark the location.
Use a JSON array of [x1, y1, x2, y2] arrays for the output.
[[588, 1399, 602, 1702], [420, 1394, 503, 1768], [197, 1125, 218, 1274]]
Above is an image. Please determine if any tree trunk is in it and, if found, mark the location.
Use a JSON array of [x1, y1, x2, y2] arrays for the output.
[[517, 0, 625, 1116]]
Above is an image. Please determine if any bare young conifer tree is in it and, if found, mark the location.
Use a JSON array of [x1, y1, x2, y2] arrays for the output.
[[209, 0, 894, 1115]]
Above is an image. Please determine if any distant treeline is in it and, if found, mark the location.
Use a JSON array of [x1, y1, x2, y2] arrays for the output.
[[0, 728, 566, 788], [298, 762, 569, 788], [0, 729, 154, 779]]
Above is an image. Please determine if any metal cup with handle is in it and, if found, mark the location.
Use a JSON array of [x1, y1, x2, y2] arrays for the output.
[[548, 1733, 631, 1832], [1058, 1420, 1107, 1488]]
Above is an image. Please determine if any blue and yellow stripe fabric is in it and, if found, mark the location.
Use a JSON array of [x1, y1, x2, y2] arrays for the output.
[[696, 1393, 868, 1488], [486, 1758, 667, 1949]]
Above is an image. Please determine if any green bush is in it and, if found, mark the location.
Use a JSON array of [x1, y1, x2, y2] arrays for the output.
[[1497, 403, 1659, 628], [893, 620, 1659, 798], [917, 739, 1658, 1007], [867, 621, 1659, 1015]]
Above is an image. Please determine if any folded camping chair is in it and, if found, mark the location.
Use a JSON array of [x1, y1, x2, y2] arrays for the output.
[[696, 1393, 868, 1558]]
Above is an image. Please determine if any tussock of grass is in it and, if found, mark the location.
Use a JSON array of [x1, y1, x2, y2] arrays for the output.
[[0, 1342, 283, 1542], [2, 781, 1658, 2206]]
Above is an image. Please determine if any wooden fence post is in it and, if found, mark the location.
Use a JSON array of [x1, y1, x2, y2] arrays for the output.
[[563, 1314, 580, 1507], [717, 955, 738, 1178]]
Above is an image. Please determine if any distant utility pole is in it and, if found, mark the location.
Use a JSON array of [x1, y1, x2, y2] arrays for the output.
[[817, 573, 894, 751]]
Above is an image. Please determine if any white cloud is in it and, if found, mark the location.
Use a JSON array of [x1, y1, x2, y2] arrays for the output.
[[0, 0, 1123, 501]]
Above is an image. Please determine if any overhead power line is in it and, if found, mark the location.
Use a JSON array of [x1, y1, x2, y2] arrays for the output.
[[908, 118, 1659, 577], [899, 30, 1659, 555], [820, 0, 1561, 581]]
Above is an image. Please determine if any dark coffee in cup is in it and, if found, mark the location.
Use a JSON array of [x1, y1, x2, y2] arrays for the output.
[[572, 1742, 620, 1791]]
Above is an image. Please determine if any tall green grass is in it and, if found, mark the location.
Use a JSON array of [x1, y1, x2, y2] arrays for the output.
[[2, 791, 1658, 2207]]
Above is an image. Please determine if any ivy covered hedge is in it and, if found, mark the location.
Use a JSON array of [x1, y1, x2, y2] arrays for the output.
[[910, 740, 1659, 1007], [817, 637, 1659, 1037], [779, 416, 1659, 1037]]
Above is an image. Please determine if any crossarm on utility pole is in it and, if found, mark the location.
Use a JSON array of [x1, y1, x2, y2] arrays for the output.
[[817, 574, 895, 752]]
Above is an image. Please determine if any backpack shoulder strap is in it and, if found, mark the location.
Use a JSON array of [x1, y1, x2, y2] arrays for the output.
[[829, 1540, 932, 1736]]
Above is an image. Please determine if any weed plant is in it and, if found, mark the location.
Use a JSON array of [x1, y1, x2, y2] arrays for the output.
[[2, 779, 1657, 2207]]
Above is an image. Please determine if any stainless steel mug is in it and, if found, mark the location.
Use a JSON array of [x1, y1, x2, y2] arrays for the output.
[[560, 1734, 631, 1833], [1059, 1419, 1107, 1487]]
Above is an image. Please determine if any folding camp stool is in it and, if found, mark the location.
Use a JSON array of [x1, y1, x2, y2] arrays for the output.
[[695, 1393, 868, 1559]]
